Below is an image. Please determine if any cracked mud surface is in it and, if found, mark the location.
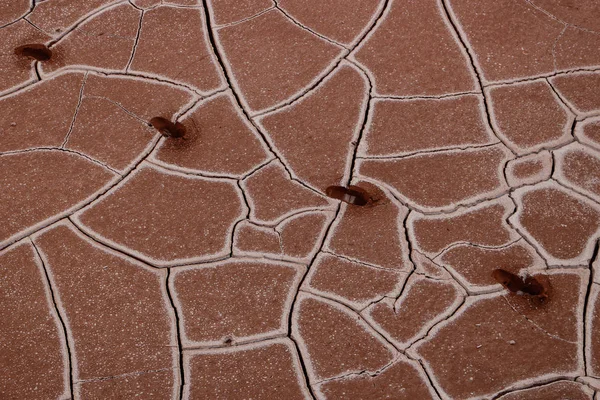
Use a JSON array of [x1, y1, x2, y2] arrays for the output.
[[2, 0, 600, 399]]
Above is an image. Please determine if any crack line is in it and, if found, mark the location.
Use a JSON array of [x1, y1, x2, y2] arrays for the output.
[[546, 78, 578, 116], [357, 142, 502, 160], [61, 73, 88, 148], [0, 147, 122, 176], [213, 6, 276, 29], [373, 90, 480, 100], [30, 239, 75, 399], [75, 367, 174, 384], [46, 1, 128, 47], [502, 296, 576, 344], [273, 2, 348, 49], [484, 66, 600, 88], [491, 377, 578, 399], [523, 0, 600, 36], [165, 269, 185, 400], [125, 9, 144, 71], [583, 239, 600, 375], [551, 25, 568, 72]]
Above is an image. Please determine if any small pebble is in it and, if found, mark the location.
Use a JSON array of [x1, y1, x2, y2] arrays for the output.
[[10, 122, 16, 127], [509, 340, 516, 345], [476, 345, 482, 349]]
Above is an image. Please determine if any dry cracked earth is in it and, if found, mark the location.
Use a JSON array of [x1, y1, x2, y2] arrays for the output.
[[2, 0, 600, 399]]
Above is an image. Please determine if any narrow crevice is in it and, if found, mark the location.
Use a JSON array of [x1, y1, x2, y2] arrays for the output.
[[432, 237, 524, 261], [23, 17, 46, 34], [61, 73, 88, 148], [394, 186, 512, 217], [275, 228, 284, 254], [390, 210, 418, 307], [284, 165, 330, 198], [503, 295, 576, 343], [165, 269, 185, 400], [239, 157, 277, 180], [0, 17, 24, 30], [127, 0, 144, 11], [84, 95, 149, 125], [174, 95, 205, 121], [359, 294, 395, 314], [405, 298, 470, 355], [546, 77, 578, 116], [273, 2, 348, 49], [314, 356, 399, 385], [58, 66, 202, 96], [289, 337, 318, 399], [68, 217, 160, 267], [403, 295, 467, 349], [438, 266, 473, 295], [438, 0, 517, 157], [60, 148, 122, 175], [228, 182, 252, 257], [183, 333, 288, 352], [345, 76, 372, 187], [213, 6, 276, 29], [551, 25, 568, 72], [275, 209, 333, 232], [30, 239, 75, 399], [125, 9, 144, 72], [373, 90, 480, 101], [402, 210, 416, 270], [549, 149, 557, 178], [0, 146, 122, 176], [523, 0, 600, 35], [348, 0, 390, 54], [408, 356, 444, 400], [299, 288, 360, 313], [34, 61, 42, 81], [250, 57, 346, 119], [286, 206, 341, 310], [76, 367, 174, 384], [0, 79, 37, 100], [321, 250, 391, 272], [4, 64, 204, 103], [553, 178, 600, 207], [583, 239, 600, 375], [236, 181, 252, 218], [71, 216, 234, 270], [0, 3, 36, 30], [244, 206, 332, 229], [160, 2, 204, 9], [145, 159, 239, 181], [484, 66, 600, 89], [168, 255, 232, 270], [411, 269, 452, 283], [357, 141, 502, 160], [229, 253, 306, 267], [504, 192, 554, 267], [491, 377, 577, 400], [47, 1, 127, 47], [305, 290, 403, 355], [502, 153, 511, 192]]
